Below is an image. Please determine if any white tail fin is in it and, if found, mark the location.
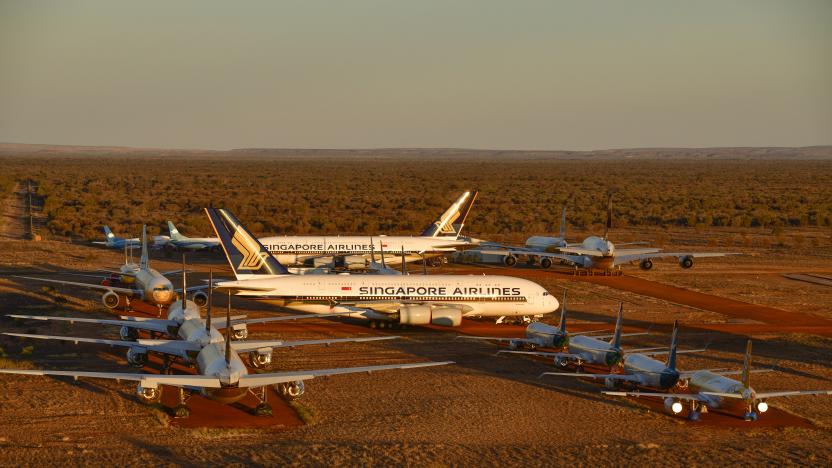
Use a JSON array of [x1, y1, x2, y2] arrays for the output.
[[140, 225, 149, 270]]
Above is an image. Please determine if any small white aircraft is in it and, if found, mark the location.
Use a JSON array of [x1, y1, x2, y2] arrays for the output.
[[604, 340, 832, 421], [204, 207, 559, 328], [17, 226, 195, 314], [2, 276, 450, 417], [92, 226, 140, 249], [162, 221, 221, 253]]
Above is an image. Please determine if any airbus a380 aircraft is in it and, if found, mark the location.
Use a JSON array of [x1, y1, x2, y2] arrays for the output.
[[205, 207, 559, 328], [261, 190, 480, 269]]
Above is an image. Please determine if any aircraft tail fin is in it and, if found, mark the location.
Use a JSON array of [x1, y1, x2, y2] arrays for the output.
[[103, 226, 116, 245], [558, 290, 567, 332], [420, 190, 478, 238], [167, 221, 186, 241], [140, 225, 149, 269], [610, 303, 624, 349], [559, 205, 567, 239], [666, 320, 679, 371], [741, 339, 752, 390], [204, 208, 289, 278]]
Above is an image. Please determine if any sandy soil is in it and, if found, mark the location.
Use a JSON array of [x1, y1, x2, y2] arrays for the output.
[[0, 237, 831, 466]]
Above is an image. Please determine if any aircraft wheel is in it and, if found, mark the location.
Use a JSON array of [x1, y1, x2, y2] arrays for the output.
[[172, 405, 191, 419], [254, 403, 273, 417]]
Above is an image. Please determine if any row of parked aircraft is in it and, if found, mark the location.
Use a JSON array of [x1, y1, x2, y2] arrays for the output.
[[463, 299, 832, 421], [5, 263, 452, 417]]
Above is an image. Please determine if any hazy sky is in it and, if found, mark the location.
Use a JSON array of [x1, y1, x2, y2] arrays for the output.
[[1, 1, 830, 150]]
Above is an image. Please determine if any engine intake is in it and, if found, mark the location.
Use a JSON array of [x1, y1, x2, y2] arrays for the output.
[[679, 255, 694, 269], [399, 305, 431, 325], [192, 291, 209, 308], [126, 348, 148, 368], [102, 291, 121, 309], [430, 307, 462, 327], [276, 381, 305, 400], [136, 385, 161, 403], [249, 350, 273, 369], [120, 326, 138, 341]]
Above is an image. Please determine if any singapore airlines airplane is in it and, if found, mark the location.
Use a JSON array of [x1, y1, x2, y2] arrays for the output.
[[261, 190, 480, 269], [205, 208, 559, 328]]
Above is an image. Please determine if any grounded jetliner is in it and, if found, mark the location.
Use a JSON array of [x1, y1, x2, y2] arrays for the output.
[[604, 340, 832, 421], [260, 190, 480, 269], [93, 226, 140, 249], [499, 304, 650, 369], [2, 283, 449, 417], [539, 321, 705, 391], [163, 221, 221, 253], [205, 207, 559, 328], [18, 226, 188, 314], [480, 197, 736, 272]]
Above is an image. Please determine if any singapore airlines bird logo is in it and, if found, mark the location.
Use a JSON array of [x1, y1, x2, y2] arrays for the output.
[[231, 226, 269, 271]]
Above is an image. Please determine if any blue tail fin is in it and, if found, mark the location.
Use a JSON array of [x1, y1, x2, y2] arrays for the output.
[[140, 225, 149, 269], [666, 320, 679, 371], [610, 303, 624, 349], [103, 226, 116, 245], [420, 190, 478, 238], [204, 208, 289, 278]]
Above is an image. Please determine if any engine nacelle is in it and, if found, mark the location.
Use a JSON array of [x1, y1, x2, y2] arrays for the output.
[[249, 350, 273, 369], [604, 378, 617, 389], [343, 255, 368, 269], [756, 401, 768, 413], [102, 291, 121, 309], [639, 259, 654, 271], [679, 255, 694, 269], [430, 307, 462, 327], [136, 384, 161, 403], [398, 305, 431, 325], [540, 257, 553, 269], [126, 348, 148, 368], [232, 325, 249, 340], [503, 255, 518, 267], [276, 381, 305, 400], [192, 291, 209, 308], [120, 326, 138, 341], [312, 257, 335, 268]]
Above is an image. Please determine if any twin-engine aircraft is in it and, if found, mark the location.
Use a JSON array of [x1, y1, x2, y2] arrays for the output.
[[205, 207, 559, 328], [3, 268, 450, 417], [478, 197, 736, 272], [93, 226, 140, 249], [604, 340, 832, 421], [17, 226, 193, 314], [161, 221, 221, 253]]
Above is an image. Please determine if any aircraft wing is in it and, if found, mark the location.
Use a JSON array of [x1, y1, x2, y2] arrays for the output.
[[338, 301, 474, 315], [678, 368, 773, 379], [587, 331, 649, 340], [236, 360, 453, 388], [230, 335, 398, 353], [639, 348, 707, 357], [703, 389, 832, 399], [457, 336, 531, 344], [539, 372, 641, 382], [604, 391, 705, 401], [614, 252, 740, 266], [7, 314, 177, 334], [497, 350, 578, 359], [221, 311, 353, 328], [15, 276, 139, 297], [0, 369, 222, 389], [3, 333, 201, 356]]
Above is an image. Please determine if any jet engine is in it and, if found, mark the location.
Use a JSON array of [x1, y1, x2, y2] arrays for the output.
[[136, 385, 161, 403], [231, 325, 249, 340], [539, 257, 553, 269], [126, 348, 148, 368], [343, 255, 368, 270], [503, 255, 518, 267], [639, 259, 653, 271], [102, 291, 121, 309], [664, 397, 684, 414], [430, 307, 462, 327], [249, 350, 273, 369], [192, 291, 209, 308], [398, 305, 431, 325], [756, 401, 768, 413], [119, 326, 138, 341], [679, 255, 694, 269], [276, 381, 305, 399], [604, 378, 618, 389]]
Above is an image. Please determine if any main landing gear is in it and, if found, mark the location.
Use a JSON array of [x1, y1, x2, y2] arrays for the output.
[[252, 386, 272, 416], [369, 320, 404, 329], [172, 387, 191, 418]]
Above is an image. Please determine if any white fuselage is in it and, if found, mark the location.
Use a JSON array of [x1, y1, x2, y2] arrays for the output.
[[525, 321, 567, 348], [524, 236, 567, 252], [259, 235, 471, 266], [220, 274, 558, 319], [568, 335, 619, 366], [120, 263, 175, 306], [688, 370, 751, 409], [622, 354, 679, 389]]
